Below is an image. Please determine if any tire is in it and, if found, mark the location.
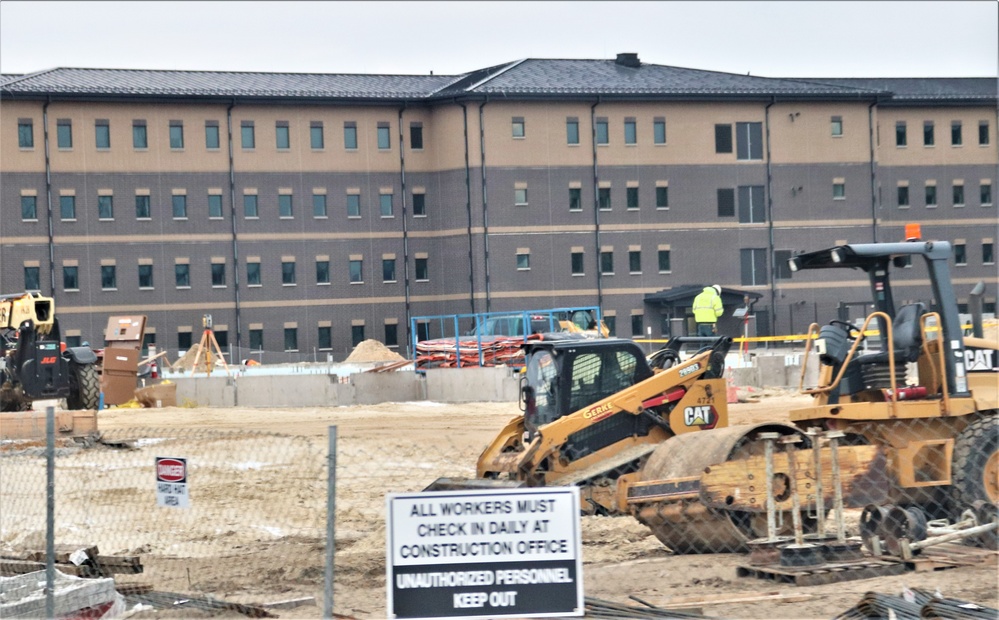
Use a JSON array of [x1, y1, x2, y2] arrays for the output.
[[66, 363, 100, 410], [951, 413, 998, 514]]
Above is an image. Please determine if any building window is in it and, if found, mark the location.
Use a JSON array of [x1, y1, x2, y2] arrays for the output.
[[410, 124, 423, 149], [653, 119, 666, 144], [279, 194, 293, 218], [133, 121, 147, 148], [715, 124, 733, 154], [284, 328, 298, 352], [316, 259, 330, 284], [629, 250, 641, 274], [276, 122, 290, 149], [244, 194, 258, 218], [512, 118, 525, 138], [63, 266, 79, 291], [600, 251, 614, 275], [951, 121, 962, 146], [138, 264, 154, 289], [349, 259, 363, 283], [169, 121, 184, 149], [658, 250, 671, 273], [311, 122, 324, 149], [983, 242, 994, 265], [313, 194, 327, 218], [178, 331, 193, 350], [982, 182, 993, 206], [211, 263, 226, 287], [205, 122, 220, 149], [624, 119, 637, 145], [656, 186, 669, 209], [281, 261, 296, 285], [98, 195, 114, 219], [831, 116, 843, 137], [631, 314, 644, 338], [172, 194, 188, 218], [717, 188, 735, 217], [380, 193, 393, 217], [740, 248, 768, 286], [317, 326, 332, 350], [344, 122, 357, 149], [175, 264, 190, 287], [241, 122, 255, 149], [101, 265, 117, 290], [250, 328, 264, 351], [897, 186, 910, 208], [382, 258, 396, 282], [979, 121, 990, 146], [377, 125, 391, 149], [246, 261, 261, 286], [347, 194, 361, 217], [598, 187, 611, 210], [626, 187, 639, 209], [516, 252, 530, 271], [351, 325, 365, 347], [415, 257, 429, 281], [953, 184, 965, 207], [926, 185, 937, 207], [738, 185, 766, 222], [208, 194, 223, 218], [60, 195, 76, 220], [24, 266, 40, 291], [17, 120, 34, 148], [569, 188, 582, 212], [412, 193, 426, 216], [832, 182, 845, 200], [95, 120, 110, 149], [954, 243, 967, 266], [514, 188, 528, 206], [896, 121, 907, 147], [923, 121, 935, 146], [384, 324, 398, 348], [571, 252, 584, 275], [774, 249, 793, 280], [57, 120, 72, 148], [736, 122, 764, 160], [595, 119, 608, 145], [213, 330, 228, 348], [566, 119, 579, 145], [21, 195, 37, 220], [604, 316, 616, 337]]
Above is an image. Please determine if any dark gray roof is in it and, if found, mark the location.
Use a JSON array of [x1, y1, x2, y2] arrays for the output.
[[793, 77, 997, 105]]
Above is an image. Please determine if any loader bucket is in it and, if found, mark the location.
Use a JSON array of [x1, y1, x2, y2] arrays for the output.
[[423, 477, 527, 492]]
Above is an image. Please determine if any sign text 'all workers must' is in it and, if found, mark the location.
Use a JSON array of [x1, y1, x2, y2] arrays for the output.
[[387, 487, 582, 619]]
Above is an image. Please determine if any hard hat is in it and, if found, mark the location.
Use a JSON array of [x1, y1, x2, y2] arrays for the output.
[[712, 285, 722, 295]]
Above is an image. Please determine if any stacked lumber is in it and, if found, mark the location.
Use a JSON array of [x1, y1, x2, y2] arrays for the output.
[[0, 544, 142, 579], [415, 334, 542, 369]]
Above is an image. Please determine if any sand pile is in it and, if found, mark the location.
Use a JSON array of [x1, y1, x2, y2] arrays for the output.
[[345, 339, 406, 363]]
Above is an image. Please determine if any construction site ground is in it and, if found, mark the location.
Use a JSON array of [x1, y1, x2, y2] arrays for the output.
[[69, 391, 999, 618]]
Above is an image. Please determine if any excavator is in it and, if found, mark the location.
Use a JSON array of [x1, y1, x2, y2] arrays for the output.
[[429, 224, 998, 554]]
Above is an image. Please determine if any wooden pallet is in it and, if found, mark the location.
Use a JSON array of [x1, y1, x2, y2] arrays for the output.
[[902, 542, 998, 572], [737, 559, 906, 586]]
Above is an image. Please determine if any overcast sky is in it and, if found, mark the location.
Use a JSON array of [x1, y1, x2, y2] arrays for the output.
[[1, 1, 996, 78]]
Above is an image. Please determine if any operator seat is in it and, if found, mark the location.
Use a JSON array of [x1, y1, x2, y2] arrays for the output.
[[855, 302, 926, 390]]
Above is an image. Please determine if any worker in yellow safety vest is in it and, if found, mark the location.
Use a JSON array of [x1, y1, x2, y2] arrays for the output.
[[692, 285, 724, 336]]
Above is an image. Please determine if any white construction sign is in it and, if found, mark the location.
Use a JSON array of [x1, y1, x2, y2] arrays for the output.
[[386, 487, 583, 619], [155, 456, 189, 508]]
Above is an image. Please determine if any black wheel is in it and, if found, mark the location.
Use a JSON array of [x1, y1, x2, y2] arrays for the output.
[[951, 413, 998, 516], [66, 363, 100, 410]]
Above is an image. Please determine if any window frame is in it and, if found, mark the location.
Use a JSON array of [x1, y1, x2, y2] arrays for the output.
[[595, 119, 609, 145], [100, 265, 117, 291], [132, 122, 148, 149], [653, 119, 666, 145], [208, 194, 224, 219], [657, 250, 671, 273], [246, 261, 262, 286], [98, 195, 114, 220], [624, 119, 637, 145], [344, 123, 358, 150], [897, 185, 910, 208], [953, 183, 965, 207], [895, 121, 907, 147], [979, 121, 990, 146], [243, 194, 259, 218], [138, 264, 154, 290], [17, 120, 34, 148], [95, 120, 111, 149], [21, 195, 37, 220], [599, 251, 614, 275], [311, 123, 325, 150], [656, 186, 669, 210], [628, 250, 641, 274], [275, 123, 291, 150], [571, 251, 584, 276], [57, 120, 73, 149], [714, 124, 733, 154], [346, 194, 361, 218], [566, 119, 579, 145], [279, 194, 294, 218], [205, 122, 221, 149], [412, 192, 426, 217], [415, 257, 429, 282], [169, 121, 184, 149], [516, 252, 530, 271], [377, 125, 391, 150], [382, 258, 397, 283], [925, 184, 938, 207], [63, 265, 79, 291], [830, 116, 843, 137], [569, 187, 582, 212], [981, 182, 993, 206], [284, 327, 298, 352], [172, 194, 188, 219], [316, 259, 331, 285], [24, 266, 40, 291], [349, 259, 363, 283], [175, 264, 191, 288], [60, 195, 77, 220], [211, 262, 226, 287], [511, 118, 525, 139], [923, 121, 935, 147], [380, 193, 394, 217], [514, 188, 528, 206], [951, 121, 963, 147], [409, 123, 424, 150], [313, 193, 328, 218], [241, 122, 256, 149], [281, 261, 296, 286], [598, 187, 611, 211]]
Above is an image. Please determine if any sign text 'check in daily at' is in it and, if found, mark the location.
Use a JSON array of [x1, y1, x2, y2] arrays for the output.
[[387, 487, 583, 619]]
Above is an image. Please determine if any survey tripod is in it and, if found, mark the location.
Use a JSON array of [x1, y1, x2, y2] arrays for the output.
[[188, 314, 231, 377]]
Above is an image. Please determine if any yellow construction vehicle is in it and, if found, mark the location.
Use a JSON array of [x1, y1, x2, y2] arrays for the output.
[[0, 292, 99, 411]]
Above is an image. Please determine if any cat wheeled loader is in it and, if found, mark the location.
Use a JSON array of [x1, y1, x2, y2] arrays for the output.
[[429, 226, 997, 554]]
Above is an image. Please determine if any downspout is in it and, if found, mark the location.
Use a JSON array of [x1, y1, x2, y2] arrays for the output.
[[42, 98, 55, 296], [460, 102, 476, 314], [868, 100, 879, 242], [764, 97, 777, 338], [398, 105, 412, 345], [225, 100, 242, 354], [478, 99, 491, 312], [590, 98, 603, 310]]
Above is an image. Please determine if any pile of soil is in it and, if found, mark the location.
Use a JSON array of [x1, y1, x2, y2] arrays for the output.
[[344, 339, 406, 363]]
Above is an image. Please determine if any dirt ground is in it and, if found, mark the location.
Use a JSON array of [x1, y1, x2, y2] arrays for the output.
[[5, 390, 995, 619]]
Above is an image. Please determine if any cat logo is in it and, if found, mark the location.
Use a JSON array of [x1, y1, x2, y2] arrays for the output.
[[965, 348, 997, 372], [683, 405, 718, 429]]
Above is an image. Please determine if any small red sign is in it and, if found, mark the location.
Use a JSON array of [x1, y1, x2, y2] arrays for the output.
[[156, 457, 187, 483]]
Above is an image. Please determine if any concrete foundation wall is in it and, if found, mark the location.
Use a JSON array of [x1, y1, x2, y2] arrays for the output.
[[424, 367, 521, 403]]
